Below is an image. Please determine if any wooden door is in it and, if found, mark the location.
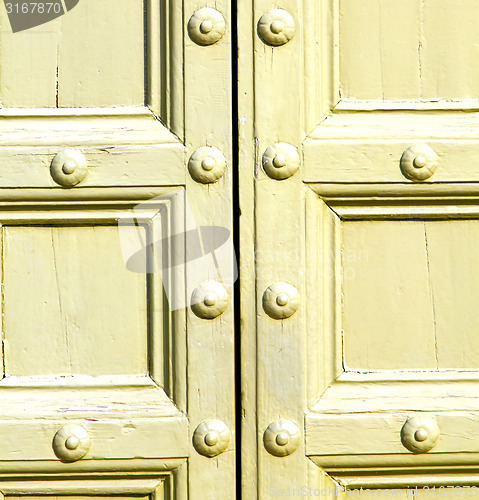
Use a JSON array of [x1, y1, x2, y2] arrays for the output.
[[0, 1, 234, 498], [240, 0, 479, 497]]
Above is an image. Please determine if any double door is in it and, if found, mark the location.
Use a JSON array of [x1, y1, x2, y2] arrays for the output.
[[1, 0, 479, 499]]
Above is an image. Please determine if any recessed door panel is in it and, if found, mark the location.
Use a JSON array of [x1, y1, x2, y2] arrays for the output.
[[340, 0, 479, 101], [342, 220, 437, 370], [343, 219, 479, 371], [0, 0, 145, 108], [3, 225, 148, 377]]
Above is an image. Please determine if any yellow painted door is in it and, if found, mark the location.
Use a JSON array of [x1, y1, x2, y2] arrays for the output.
[[0, 1, 234, 498], [239, 0, 479, 497]]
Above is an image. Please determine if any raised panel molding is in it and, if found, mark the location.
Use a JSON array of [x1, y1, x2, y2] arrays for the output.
[[0, 475, 167, 495], [301, 0, 479, 185], [304, 185, 479, 488], [0, 188, 188, 468], [0, 0, 186, 190], [307, 457, 479, 489], [0, 109, 184, 189], [303, 110, 479, 184]]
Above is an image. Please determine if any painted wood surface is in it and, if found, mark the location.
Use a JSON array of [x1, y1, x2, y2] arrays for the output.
[[340, 0, 479, 101], [240, 0, 479, 496], [0, 0, 234, 497], [184, 0, 235, 494], [0, 0, 144, 108], [344, 220, 479, 371], [3, 225, 147, 377]]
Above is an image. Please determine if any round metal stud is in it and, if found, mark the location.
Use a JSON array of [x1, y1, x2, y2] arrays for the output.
[[53, 424, 90, 462], [401, 415, 440, 453], [263, 282, 300, 319], [262, 143, 299, 180], [400, 143, 438, 181], [191, 281, 228, 319], [258, 9, 295, 46], [188, 146, 227, 184], [188, 8, 226, 46], [51, 148, 88, 187], [264, 419, 300, 457], [193, 419, 231, 457]]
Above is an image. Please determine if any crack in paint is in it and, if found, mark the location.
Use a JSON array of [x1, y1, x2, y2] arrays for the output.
[[424, 223, 439, 370], [51, 229, 72, 373], [418, 0, 425, 99]]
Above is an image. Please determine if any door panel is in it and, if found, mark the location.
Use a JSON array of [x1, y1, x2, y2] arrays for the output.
[[4, 224, 147, 377], [240, 0, 479, 496], [340, 0, 479, 100], [0, 0, 145, 108], [342, 219, 479, 371], [0, 0, 234, 498]]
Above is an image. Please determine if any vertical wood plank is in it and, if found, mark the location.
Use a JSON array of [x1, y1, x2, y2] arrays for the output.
[[304, 0, 338, 128], [167, 0, 184, 140], [305, 191, 342, 405], [303, 0, 321, 134], [339, 0, 381, 100], [320, 200, 343, 385], [0, 225, 4, 379], [305, 190, 322, 408], [148, 214, 165, 388], [238, 0, 259, 497], [183, 0, 235, 497], [147, 0, 161, 117], [252, 0, 307, 496]]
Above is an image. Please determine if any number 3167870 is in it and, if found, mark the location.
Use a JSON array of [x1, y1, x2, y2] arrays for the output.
[[5, 3, 62, 14]]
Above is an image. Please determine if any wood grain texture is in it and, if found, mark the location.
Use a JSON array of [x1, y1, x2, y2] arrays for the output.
[[0, 0, 227, 495], [340, 0, 421, 100], [250, 0, 309, 496], [0, 0, 184, 133], [304, 111, 479, 183], [9, 496, 148, 500], [0, 0, 144, 108], [338, 489, 412, 499], [421, 0, 479, 100], [3, 225, 147, 377], [0, 417, 187, 461], [340, 0, 479, 101], [343, 220, 437, 370], [238, 0, 258, 496], [240, 0, 479, 494], [184, 0, 235, 496], [307, 411, 479, 455], [57, 0, 144, 107], [0, 14, 60, 107], [420, 221, 479, 369], [2, 481, 161, 494]]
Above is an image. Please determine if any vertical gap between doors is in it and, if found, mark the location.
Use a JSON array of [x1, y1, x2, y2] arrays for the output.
[[231, 0, 241, 497]]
